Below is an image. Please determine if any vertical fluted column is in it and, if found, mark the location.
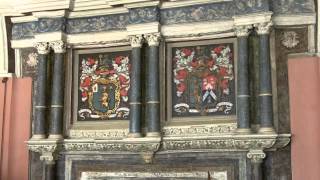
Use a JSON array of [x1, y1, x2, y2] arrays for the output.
[[48, 41, 66, 139], [235, 25, 252, 134], [145, 33, 161, 137], [128, 35, 144, 138], [247, 150, 266, 180], [255, 22, 275, 134], [32, 42, 50, 139]]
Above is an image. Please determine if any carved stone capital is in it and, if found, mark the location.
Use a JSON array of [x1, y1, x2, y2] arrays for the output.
[[34, 42, 50, 55], [28, 140, 60, 163], [49, 40, 66, 53], [145, 33, 161, 46], [247, 150, 266, 164], [234, 25, 253, 37], [254, 22, 273, 35], [129, 35, 144, 48]]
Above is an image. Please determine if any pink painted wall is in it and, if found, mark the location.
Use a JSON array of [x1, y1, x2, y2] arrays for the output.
[[288, 56, 320, 180], [0, 77, 32, 180]]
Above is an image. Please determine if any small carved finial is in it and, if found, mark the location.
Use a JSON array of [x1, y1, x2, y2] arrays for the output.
[[49, 40, 66, 53], [129, 35, 144, 48], [254, 22, 273, 35], [234, 25, 253, 37], [34, 42, 50, 55], [247, 150, 266, 163], [145, 33, 161, 47]]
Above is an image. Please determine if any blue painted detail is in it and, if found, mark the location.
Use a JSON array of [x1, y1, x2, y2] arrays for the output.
[[129, 7, 159, 24]]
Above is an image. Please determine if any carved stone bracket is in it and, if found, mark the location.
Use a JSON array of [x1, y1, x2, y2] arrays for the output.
[[34, 42, 50, 55], [234, 25, 253, 37], [247, 150, 266, 163], [145, 33, 161, 46], [49, 40, 66, 53], [254, 21, 273, 35], [129, 35, 144, 48], [28, 140, 61, 163]]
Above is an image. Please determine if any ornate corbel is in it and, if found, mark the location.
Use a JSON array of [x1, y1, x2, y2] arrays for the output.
[[247, 149, 266, 164], [34, 42, 50, 55], [28, 140, 61, 164], [49, 40, 66, 54], [144, 33, 161, 47], [254, 22, 273, 35], [129, 35, 144, 48], [234, 25, 253, 37]]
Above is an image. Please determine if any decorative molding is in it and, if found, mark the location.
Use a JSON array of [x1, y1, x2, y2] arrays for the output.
[[163, 123, 237, 137], [37, 17, 66, 33], [27, 140, 60, 163], [66, 14, 129, 34], [12, 21, 37, 40], [129, 34, 144, 48], [129, 7, 159, 24], [69, 129, 129, 139], [234, 25, 253, 37], [144, 33, 161, 46], [160, 2, 233, 25], [271, 0, 315, 15], [34, 42, 50, 55], [254, 21, 273, 35], [234, 0, 269, 15], [247, 150, 266, 163], [49, 40, 66, 53]]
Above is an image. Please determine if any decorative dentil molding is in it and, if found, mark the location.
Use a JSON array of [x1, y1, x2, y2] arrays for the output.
[[234, 25, 253, 37], [144, 33, 161, 46], [129, 34, 144, 48], [254, 21, 273, 35], [49, 40, 66, 53], [34, 42, 50, 54], [247, 150, 266, 163]]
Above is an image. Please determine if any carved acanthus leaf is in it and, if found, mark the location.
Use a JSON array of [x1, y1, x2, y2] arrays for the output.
[[254, 22, 273, 35], [234, 25, 253, 37], [49, 40, 66, 53], [129, 35, 144, 48], [34, 42, 50, 55], [145, 33, 161, 46]]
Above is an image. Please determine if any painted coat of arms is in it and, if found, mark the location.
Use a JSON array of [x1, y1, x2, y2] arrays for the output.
[[172, 43, 235, 117], [78, 51, 131, 120]]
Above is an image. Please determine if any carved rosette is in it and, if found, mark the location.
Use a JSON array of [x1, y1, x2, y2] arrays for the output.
[[34, 42, 50, 55], [234, 25, 253, 37], [49, 40, 66, 53], [129, 35, 144, 48], [254, 22, 273, 35], [145, 33, 161, 47], [247, 150, 266, 163]]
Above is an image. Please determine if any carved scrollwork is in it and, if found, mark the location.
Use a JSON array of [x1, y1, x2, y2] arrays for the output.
[[69, 129, 129, 139], [254, 22, 273, 35], [34, 42, 50, 55], [281, 31, 300, 49], [129, 35, 144, 48], [49, 40, 66, 53], [28, 141, 59, 163]]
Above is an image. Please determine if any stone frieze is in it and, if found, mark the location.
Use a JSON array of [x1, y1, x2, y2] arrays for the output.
[[129, 7, 159, 24], [12, 21, 38, 40], [37, 18, 66, 33], [271, 0, 315, 14]]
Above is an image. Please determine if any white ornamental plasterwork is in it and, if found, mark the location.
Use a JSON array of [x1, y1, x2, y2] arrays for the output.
[[26, 52, 38, 67], [233, 138, 276, 149], [145, 33, 161, 46], [34, 42, 50, 55], [49, 40, 66, 53], [247, 150, 266, 163], [129, 35, 144, 48], [281, 31, 299, 49], [234, 25, 253, 37], [162, 123, 237, 137], [69, 129, 129, 139], [254, 22, 273, 35], [28, 142, 59, 162]]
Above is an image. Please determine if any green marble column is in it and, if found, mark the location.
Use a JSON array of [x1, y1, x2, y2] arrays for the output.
[[128, 35, 144, 138], [235, 25, 252, 134], [48, 41, 66, 139], [255, 22, 276, 134], [145, 33, 161, 137], [33, 42, 50, 139]]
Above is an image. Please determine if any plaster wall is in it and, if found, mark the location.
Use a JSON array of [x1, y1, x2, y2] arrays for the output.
[[288, 56, 320, 180], [0, 77, 32, 180]]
